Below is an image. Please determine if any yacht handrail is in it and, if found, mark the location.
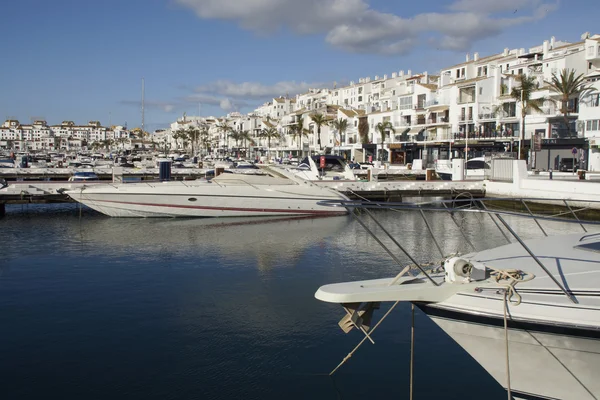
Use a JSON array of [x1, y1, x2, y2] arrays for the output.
[[317, 197, 600, 226], [317, 197, 600, 304]]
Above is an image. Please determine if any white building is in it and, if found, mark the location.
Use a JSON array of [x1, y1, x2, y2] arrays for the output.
[[580, 35, 600, 170]]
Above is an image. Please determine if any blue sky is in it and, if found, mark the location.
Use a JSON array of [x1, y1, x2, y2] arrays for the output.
[[0, 0, 597, 131]]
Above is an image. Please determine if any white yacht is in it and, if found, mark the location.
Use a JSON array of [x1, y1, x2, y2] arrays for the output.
[[315, 198, 600, 400], [436, 157, 491, 180], [66, 166, 349, 218], [288, 155, 356, 181]]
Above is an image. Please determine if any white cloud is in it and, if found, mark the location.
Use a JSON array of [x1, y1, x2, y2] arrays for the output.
[[121, 100, 177, 113], [448, 0, 543, 13], [174, 0, 366, 33], [174, 0, 558, 54], [183, 79, 326, 113], [195, 80, 324, 98], [219, 98, 234, 111]]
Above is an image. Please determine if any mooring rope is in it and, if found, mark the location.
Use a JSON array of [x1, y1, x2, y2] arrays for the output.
[[329, 301, 400, 376], [486, 266, 534, 399]]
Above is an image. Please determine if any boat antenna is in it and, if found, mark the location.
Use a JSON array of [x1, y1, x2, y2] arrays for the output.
[[141, 78, 145, 136]]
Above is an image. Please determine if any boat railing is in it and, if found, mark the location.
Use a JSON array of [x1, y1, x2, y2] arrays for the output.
[[318, 196, 600, 304], [210, 177, 260, 190]]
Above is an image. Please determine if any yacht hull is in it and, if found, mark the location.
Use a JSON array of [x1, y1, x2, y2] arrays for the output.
[[67, 179, 348, 218], [420, 303, 600, 400]]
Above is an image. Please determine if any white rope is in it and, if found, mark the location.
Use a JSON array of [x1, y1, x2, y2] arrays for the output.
[[503, 289, 512, 400], [487, 266, 535, 305], [486, 265, 534, 399], [409, 303, 415, 400]]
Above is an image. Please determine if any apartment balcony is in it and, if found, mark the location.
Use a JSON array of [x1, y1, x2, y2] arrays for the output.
[[459, 115, 474, 122], [452, 131, 519, 141], [426, 116, 449, 125], [457, 96, 476, 105], [393, 120, 411, 128]]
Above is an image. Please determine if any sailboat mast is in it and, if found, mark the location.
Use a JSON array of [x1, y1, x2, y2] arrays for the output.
[[141, 78, 145, 135]]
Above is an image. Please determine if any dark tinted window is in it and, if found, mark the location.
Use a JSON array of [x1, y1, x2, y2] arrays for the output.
[[466, 160, 485, 169]]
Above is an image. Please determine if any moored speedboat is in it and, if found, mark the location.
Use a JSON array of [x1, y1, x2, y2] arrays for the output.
[[66, 167, 349, 218], [315, 198, 600, 400], [290, 154, 356, 181]]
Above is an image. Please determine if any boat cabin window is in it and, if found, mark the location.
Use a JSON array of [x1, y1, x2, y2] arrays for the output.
[[574, 241, 600, 253], [466, 160, 490, 170], [299, 156, 346, 172]]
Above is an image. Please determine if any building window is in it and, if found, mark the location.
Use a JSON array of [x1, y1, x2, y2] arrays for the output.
[[479, 87, 483, 95], [588, 46, 595, 56], [591, 93, 600, 107], [358, 96, 363, 102], [399, 96, 412, 110], [586, 120, 599, 131]]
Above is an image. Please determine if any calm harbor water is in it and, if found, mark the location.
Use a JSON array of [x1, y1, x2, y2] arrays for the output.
[[1, 203, 589, 399]]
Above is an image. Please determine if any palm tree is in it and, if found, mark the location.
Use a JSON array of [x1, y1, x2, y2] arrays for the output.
[[329, 118, 348, 155], [510, 74, 547, 160], [90, 141, 101, 152], [228, 130, 243, 157], [172, 128, 186, 150], [117, 137, 127, 151], [358, 116, 369, 145], [375, 121, 395, 161], [258, 127, 280, 161], [289, 116, 309, 158], [547, 68, 591, 138], [239, 130, 256, 158], [186, 126, 201, 156], [216, 121, 231, 154], [310, 113, 327, 151], [199, 124, 210, 156]]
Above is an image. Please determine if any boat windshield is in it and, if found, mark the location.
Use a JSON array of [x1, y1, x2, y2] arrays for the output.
[[299, 156, 347, 172], [574, 241, 600, 253]]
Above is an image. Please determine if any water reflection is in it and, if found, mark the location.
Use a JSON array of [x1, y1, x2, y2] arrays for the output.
[[71, 215, 352, 272], [1, 204, 597, 400]]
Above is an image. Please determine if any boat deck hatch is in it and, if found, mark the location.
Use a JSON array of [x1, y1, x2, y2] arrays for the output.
[[574, 241, 600, 253]]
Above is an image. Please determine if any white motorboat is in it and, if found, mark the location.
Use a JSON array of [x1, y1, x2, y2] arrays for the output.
[[436, 157, 490, 181], [65, 167, 349, 218], [0, 158, 16, 168], [288, 155, 356, 181], [315, 198, 600, 400], [68, 171, 100, 182]]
